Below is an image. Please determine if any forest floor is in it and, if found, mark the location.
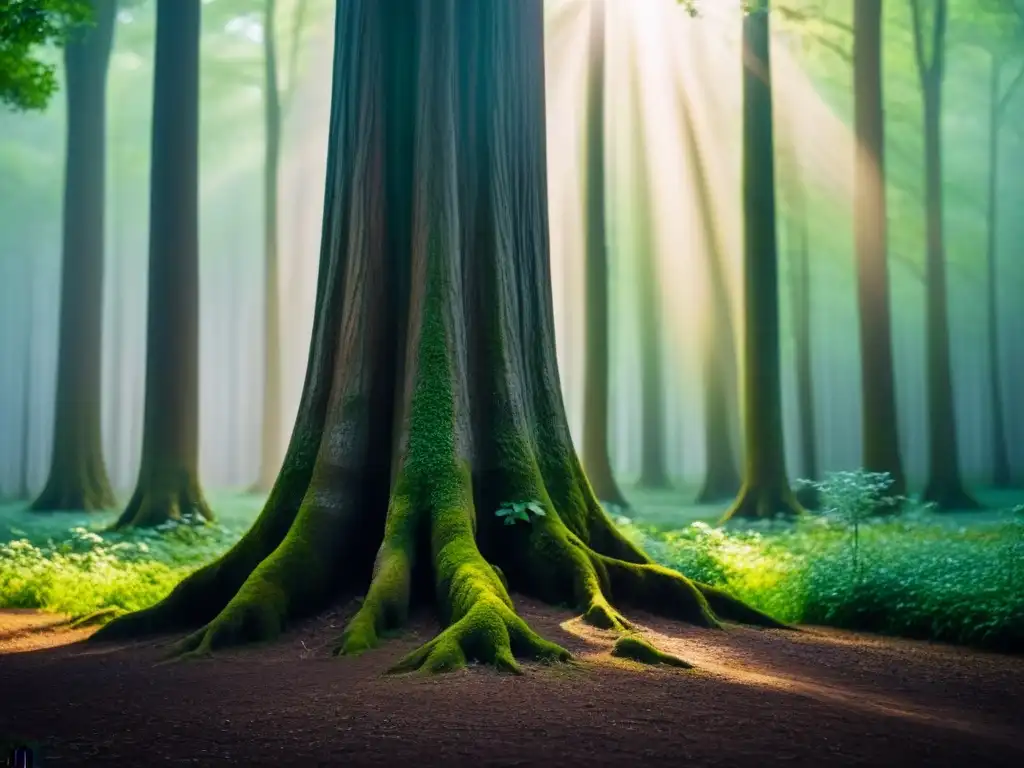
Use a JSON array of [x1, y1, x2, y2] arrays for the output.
[[1, 598, 1022, 767]]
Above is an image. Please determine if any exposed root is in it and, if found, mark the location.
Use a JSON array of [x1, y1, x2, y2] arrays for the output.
[[334, 492, 416, 656], [70, 607, 125, 629], [391, 594, 570, 674], [611, 635, 692, 669], [694, 582, 792, 629], [168, 500, 343, 658]]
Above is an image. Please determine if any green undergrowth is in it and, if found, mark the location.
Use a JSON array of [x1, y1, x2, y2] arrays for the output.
[[2, 481, 1022, 654], [616, 481, 1024, 652], [0, 493, 259, 620]]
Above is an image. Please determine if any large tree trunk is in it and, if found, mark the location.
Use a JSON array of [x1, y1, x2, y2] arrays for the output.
[[114, 0, 212, 528], [985, 53, 1011, 489], [30, 0, 117, 512], [580, 0, 628, 507], [911, 0, 978, 510], [676, 91, 741, 503], [628, 42, 670, 491], [253, 0, 285, 493], [853, 0, 906, 497], [721, 0, 802, 522], [94, 0, 781, 669]]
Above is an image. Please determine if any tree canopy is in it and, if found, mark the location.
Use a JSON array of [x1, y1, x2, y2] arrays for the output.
[[0, 0, 91, 111]]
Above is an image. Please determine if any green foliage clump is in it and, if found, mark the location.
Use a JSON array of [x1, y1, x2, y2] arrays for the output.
[[495, 500, 547, 526], [0, 0, 91, 110], [621, 474, 1024, 652], [0, 514, 241, 620]]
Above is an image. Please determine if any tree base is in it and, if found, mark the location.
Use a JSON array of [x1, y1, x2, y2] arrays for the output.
[[719, 484, 804, 523], [29, 475, 116, 513], [695, 471, 741, 504], [921, 482, 982, 512], [112, 482, 214, 529], [794, 484, 820, 510]]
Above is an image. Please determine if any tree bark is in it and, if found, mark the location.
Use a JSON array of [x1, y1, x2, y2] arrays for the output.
[[785, 158, 820, 508], [253, 0, 285, 492], [853, 0, 906, 497], [114, 0, 212, 528], [910, 0, 978, 510], [30, 0, 117, 512], [93, 0, 782, 668], [985, 53, 1011, 489], [721, 0, 803, 522], [580, 0, 628, 507], [18, 258, 35, 500], [676, 90, 741, 503]]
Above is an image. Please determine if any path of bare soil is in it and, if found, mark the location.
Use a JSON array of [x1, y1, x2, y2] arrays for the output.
[[1, 600, 1022, 767]]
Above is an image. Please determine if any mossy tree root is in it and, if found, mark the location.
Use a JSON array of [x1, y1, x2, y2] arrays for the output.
[[611, 635, 692, 669]]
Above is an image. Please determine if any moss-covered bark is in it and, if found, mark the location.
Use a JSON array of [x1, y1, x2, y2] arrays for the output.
[[31, 0, 117, 513], [580, 0, 628, 508], [113, 0, 212, 529], [909, 0, 979, 511], [721, 0, 803, 523], [853, 0, 906, 497], [93, 0, 785, 671]]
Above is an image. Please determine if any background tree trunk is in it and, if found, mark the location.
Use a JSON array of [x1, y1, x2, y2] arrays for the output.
[[581, 0, 628, 507], [628, 41, 669, 491], [115, 0, 212, 528], [853, 0, 906, 496], [722, 0, 802, 522], [18, 257, 35, 500], [911, 0, 978, 510], [785, 157, 820, 507], [253, 0, 285, 493], [676, 89, 740, 503], [985, 53, 1011, 489], [31, 0, 117, 512]]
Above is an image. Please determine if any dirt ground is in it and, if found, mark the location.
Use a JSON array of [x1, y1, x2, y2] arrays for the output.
[[1, 600, 1022, 767]]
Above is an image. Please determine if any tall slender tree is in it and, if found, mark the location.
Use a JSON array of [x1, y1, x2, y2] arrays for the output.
[[581, 0, 628, 507], [982, 42, 1023, 488], [31, 0, 117, 512], [95, 0, 781, 667], [114, 0, 212, 528], [782, 152, 819, 505], [853, 0, 906, 497], [908, 0, 978, 509], [627, 34, 669, 490], [722, 0, 803, 522], [676, 95, 741, 503]]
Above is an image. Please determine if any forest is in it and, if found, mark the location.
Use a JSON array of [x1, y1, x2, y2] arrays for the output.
[[0, 0, 1022, 765]]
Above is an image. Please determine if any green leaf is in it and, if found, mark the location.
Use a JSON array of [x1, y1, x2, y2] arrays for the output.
[[526, 501, 546, 517]]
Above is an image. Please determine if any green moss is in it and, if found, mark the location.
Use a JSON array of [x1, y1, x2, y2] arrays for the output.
[[611, 635, 692, 669]]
